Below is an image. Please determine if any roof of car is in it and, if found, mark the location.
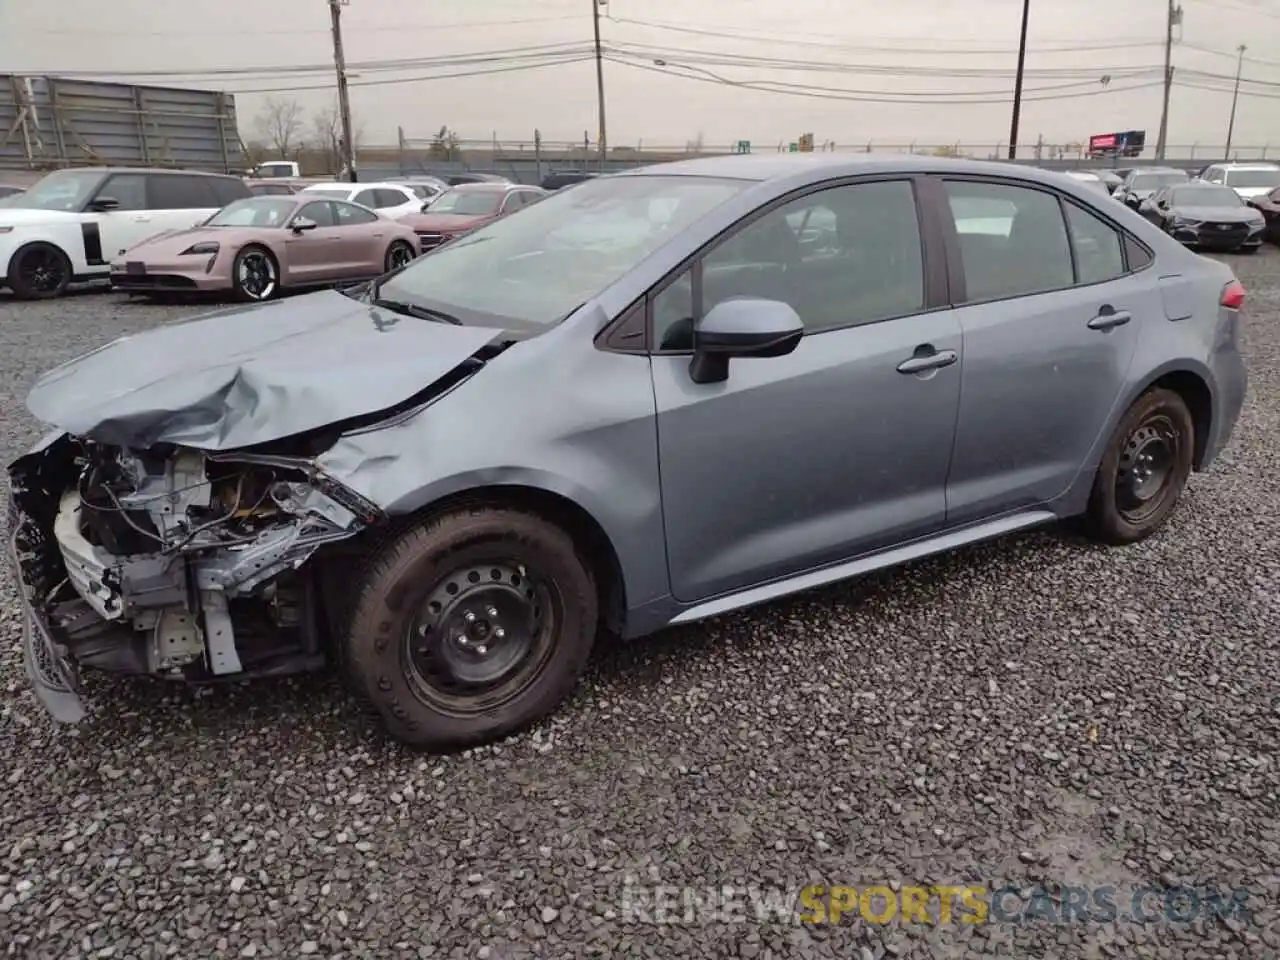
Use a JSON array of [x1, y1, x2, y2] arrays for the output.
[[302, 181, 414, 190], [450, 181, 543, 192], [610, 153, 1192, 190], [1212, 161, 1280, 168]]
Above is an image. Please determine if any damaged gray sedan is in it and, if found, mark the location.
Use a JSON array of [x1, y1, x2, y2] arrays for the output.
[[7, 156, 1247, 750]]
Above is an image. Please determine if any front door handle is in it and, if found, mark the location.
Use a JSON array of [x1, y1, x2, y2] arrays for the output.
[[132, 215, 151, 222], [1087, 310, 1132, 331], [896, 349, 958, 375]]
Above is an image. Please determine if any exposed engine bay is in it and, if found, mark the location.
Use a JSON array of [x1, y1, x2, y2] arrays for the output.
[[8, 435, 382, 704]]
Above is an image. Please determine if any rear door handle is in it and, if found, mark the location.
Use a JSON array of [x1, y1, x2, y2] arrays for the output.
[[1087, 310, 1132, 331], [896, 349, 958, 375]]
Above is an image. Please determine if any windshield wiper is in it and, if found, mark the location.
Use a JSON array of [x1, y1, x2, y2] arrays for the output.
[[370, 296, 463, 325]]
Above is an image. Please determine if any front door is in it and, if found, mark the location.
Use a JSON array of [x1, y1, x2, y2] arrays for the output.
[[86, 172, 153, 262], [651, 178, 963, 603], [936, 177, 1146, 525], [286, 200, 345, 282]]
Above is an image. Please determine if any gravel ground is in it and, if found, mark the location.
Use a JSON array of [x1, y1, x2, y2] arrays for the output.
[[1, 257, 1279, 960]]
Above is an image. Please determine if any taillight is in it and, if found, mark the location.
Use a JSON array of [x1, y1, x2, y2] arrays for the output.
[[1221, 279, 1246, 310]]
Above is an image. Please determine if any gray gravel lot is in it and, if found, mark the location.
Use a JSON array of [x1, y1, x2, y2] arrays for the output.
[[1, 257, 1279, 959]]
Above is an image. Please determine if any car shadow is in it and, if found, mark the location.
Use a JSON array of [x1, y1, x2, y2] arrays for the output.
[[39, 520, 1107, 754]]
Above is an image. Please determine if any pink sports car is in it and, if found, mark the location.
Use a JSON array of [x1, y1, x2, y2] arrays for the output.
[[109, 194, 421, 302]]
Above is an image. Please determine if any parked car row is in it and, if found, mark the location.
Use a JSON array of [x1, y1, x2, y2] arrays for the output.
[[0, 166, 553, 301]]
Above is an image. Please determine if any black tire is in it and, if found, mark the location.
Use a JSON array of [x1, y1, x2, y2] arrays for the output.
[[385, 239, 415, 272], [7, 242, 71, 300], [342, 506, 598, 751], [1083, 388, 1195, 545], [231, 245, 279, 302]]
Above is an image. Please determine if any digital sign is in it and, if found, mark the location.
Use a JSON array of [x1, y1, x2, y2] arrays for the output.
[[1088, 130, 1146, 158]]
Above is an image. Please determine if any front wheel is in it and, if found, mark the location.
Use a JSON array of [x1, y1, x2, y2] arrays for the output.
[[7, 242, 72, 300], [341, 506, 599, 751], [231, 245, 279, 302], [1083, 388, 1195, 545], [385, 239, 415, 272]]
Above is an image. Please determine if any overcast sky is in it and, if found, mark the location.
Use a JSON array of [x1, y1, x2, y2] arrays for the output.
[[4, 0, 1279, 155]]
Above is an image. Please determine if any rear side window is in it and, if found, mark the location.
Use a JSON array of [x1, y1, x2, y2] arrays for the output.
[[944, 180, 1073, 302], [148, 174, 220, 210], [1064, 202, 1125, 284], [334, 201, 377, 225], [373, 188, 408, 208], [211, 177, 252, 205]]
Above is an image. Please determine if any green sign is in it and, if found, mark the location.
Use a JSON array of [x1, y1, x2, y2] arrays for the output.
[[788, 142, 798, 152], [733, 140, 752, 154]]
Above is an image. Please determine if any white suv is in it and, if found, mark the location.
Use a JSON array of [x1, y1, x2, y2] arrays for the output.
[[299, 182, 424, 220], [0, 167, 251, 300], [1198, 162, 1280, 200]]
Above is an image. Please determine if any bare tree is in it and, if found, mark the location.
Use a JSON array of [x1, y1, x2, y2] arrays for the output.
[[429, 125, 460, 161], [254, 97, 305, 158], [310, 103, 362, 175]]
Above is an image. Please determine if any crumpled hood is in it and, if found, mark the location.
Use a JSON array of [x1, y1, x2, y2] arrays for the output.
[[24, 290, 502, 451]]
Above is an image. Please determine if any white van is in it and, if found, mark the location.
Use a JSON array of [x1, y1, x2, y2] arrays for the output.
[[0, 167, 251, 299]]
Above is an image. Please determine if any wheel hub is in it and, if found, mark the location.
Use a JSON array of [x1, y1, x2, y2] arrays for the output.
[[409, 564, 544, 690], [1119, 424, 1172, 502]]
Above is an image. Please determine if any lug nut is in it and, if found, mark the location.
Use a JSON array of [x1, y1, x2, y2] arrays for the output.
[[464, 611, 476, 623]]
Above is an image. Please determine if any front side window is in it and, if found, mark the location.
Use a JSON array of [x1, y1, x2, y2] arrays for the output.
[[3, 169, 104, 212], [95, 173, 147, 212], [1064, 202, 1125, 285], [653, 179, 925, 351], [374, 174, 748, 332], [370, 188, 405, 208], [944, 180, 1072, 302]]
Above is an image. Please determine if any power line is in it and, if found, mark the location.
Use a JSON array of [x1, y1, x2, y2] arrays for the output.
[[24, 13, 585, 37], [606, 14, 1170, 56], [224, 55, 596, 95], [605, 56, 1168, 105], [1183, 0, 1280, 19]]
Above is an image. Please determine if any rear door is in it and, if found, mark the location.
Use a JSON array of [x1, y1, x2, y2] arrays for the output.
[[331, 201, 386, 277], [935, 176, 1154, 525], [146, 173, 223, 232], [85, 172, 152, 262], [650, 177, 963, 602]]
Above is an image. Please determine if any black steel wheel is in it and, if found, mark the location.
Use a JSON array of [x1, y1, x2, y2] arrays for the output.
[[342, 506, 598, 751], [385, 240, 415, 272], [1084, 387, 1195, 545], [7, 242, 71, 300], [231, 246, 279, 302]]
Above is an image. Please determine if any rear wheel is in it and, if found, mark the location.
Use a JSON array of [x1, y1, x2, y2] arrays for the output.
[[7, 242, 71, 300], [231, 245, 279, 302], [1083, 388, 1195, 545], [385, 239, 415, 272], [341, 506, 598, 751]]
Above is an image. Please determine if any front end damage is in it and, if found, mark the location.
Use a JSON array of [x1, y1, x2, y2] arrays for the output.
[[7, 434, 383, 722]]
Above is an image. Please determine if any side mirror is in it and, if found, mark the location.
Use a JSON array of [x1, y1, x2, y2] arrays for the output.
[[88, 196, 119, 211], [290, 216, 318, 234], [688, 298, 804, 385]]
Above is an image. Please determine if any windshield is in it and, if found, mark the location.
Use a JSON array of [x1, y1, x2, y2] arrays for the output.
[[1131, 172, 1188, 190], [429, 190, 506, 215], [1170, 186, 1243, 208], [1225, 169, 1280, 188], [303, 188, 351, 199], [2, 169, 103, 211], [376, 174, 748, 330], [205, 197, 298, 227]]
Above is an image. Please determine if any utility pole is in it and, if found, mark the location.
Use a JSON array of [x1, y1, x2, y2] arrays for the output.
[[591, 0, 608, 170], [1225, 43, 1246, 160], [1007, 0, 1031, 159], [1155, 0, 1182, 160], [329, 0, 357, 182]]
